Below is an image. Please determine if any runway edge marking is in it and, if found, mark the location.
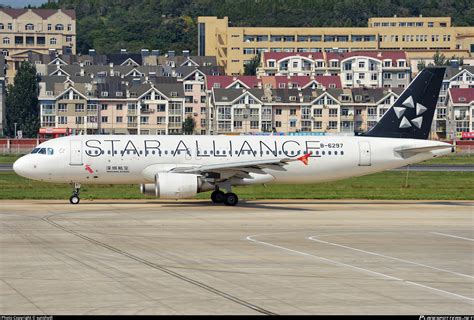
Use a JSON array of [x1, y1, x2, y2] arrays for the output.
[[307, 235, 474, 280], [246, 234, 474, 303], [431, 232, 474, 242]]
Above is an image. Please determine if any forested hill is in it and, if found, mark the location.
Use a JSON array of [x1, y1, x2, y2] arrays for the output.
[[39, 0, 474, 55]]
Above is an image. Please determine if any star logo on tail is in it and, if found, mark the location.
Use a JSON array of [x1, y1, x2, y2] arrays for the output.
[[394, 95, 428, 129]]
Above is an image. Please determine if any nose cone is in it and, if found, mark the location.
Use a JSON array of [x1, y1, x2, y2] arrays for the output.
[[13, 156, 34, 179]]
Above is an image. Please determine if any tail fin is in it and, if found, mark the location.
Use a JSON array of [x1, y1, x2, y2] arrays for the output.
[[363, 67, 445, 139]]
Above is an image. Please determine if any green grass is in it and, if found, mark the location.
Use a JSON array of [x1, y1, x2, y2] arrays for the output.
[[1, 171, 472, 200], [0, 155, 21, 164], [421, 154, 473, 165]]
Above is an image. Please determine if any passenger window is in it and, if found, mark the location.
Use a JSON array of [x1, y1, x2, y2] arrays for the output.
[[31, 148, 39, 154], [47, 148, 54, 155], [38, 148, 46, 154]]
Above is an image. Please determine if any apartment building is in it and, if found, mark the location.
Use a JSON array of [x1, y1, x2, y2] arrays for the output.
[[258, 51, 411, 88], [0, 8, 76, 84], [0, 54, 5, 136], [38, 76, 187, 135], [445, 88, 474, 137], [432, 66, 474, 139], [209, 86, 403, 135], [197, 16, 474, 75]]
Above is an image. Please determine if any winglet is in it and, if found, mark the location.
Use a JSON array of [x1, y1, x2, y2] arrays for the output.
[[297, 153, 311, 165]]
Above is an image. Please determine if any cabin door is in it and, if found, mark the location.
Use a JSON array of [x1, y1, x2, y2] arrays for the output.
[[69, 140, 83, 166]]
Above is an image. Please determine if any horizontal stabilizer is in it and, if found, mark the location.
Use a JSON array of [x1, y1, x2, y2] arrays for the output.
[[394, 144, 452, 158]]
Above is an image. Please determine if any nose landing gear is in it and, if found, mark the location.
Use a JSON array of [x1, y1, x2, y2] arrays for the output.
[[69, 183, 81, 204]]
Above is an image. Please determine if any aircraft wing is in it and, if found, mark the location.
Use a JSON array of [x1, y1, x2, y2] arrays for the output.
[[171, 153, 311, 176], [394, 144, 452, 158]]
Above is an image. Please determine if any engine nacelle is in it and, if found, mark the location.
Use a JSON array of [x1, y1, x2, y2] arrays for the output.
[[140, 172, 213, 199]]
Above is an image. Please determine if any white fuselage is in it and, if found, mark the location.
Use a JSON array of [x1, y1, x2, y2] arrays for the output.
[[14, 135, 451, 187]]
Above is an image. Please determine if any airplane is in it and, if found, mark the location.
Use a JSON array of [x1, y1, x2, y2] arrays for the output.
[[13, 67, 453, 206]]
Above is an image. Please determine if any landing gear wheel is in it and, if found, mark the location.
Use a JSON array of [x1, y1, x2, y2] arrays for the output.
[[69, 195, 80, 204], [211, 190, 225, 203], [224, 192, 238, 206]]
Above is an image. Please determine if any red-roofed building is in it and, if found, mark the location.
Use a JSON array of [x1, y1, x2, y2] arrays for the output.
[[259, 51, 326, 77], [0, 8, 76, 84], [258, 50, 410, 89], [447, 88, 474, 135]]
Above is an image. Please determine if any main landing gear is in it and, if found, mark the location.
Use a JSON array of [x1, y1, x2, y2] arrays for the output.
[[211, 189, 238, 206], [69, 182, 81, 204]]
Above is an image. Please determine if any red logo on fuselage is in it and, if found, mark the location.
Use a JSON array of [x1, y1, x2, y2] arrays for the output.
[[297, 153, 311, 166], [85, 164, 94, 174]]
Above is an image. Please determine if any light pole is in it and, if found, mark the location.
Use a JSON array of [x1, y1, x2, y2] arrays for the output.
[[14, 122, 17, 139]]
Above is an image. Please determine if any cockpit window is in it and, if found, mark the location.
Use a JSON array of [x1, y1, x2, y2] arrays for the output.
[[31, 147, 54, 155]]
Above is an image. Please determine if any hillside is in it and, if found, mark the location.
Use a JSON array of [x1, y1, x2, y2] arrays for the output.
[[40, 0, 474, 55]]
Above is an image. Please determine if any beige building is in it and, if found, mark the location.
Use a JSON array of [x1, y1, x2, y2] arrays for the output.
[[0, 8, 76, 84], [197, 16, 474, 75]]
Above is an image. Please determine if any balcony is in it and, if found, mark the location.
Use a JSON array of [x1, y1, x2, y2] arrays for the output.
[[340, 114, 354, 121], [127, 122, 138, 128], [127, 109, 138, 116], [140, 108, 155, 114]]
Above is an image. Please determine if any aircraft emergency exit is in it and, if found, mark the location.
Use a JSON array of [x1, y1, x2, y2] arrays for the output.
[[14, 67, 452, 206]]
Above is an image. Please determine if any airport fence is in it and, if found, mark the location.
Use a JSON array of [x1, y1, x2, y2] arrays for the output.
[[0, 139, 44, 155]]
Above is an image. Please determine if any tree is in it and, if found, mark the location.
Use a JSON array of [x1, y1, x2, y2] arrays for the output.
[[182, 115, 195, 135], [5, 62, 40, 138], [417, 59, 426, 72], [433, 51, 447, 66], [243, 54, 260, 76]]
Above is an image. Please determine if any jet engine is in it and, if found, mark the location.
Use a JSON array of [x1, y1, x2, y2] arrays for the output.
[[140, 172, 213, 199]]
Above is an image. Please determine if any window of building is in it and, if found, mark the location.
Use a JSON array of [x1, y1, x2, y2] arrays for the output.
[[383, 73, 392, 80], [50, 38, 57, 45], [371, 73, 377, 81], [67, 24, 72, 31], [329, 109, 338, 117], [37, 36, 45, 45], [58, 104, 67, 112], [55, 24, 64, 31], [398, 73, 406, 79], [66, 35, 73, 42], [250, 121, 260, 129], [25, 23, 34, 31], [184, 84, 193, 92], [0, 23, 3, 30], [47, 24, 52, 30], [7, 23, 13, 30], [359, 73, 365, 79], [290, 108, 297, 115], [140, 116, 149, 124], [234, 121, 242, 129], [58, 116, 67, 124], [328, 121, 338, 129], [76, 116, 84, 124], [26, 36, 34, 45], [75, 104, 84, 112], [2, 37, 9, 45], [275, 108, 282, 115], [101, 116, 108, 123], [15, 36, 23, 45], [116, 116, 123, 123]]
